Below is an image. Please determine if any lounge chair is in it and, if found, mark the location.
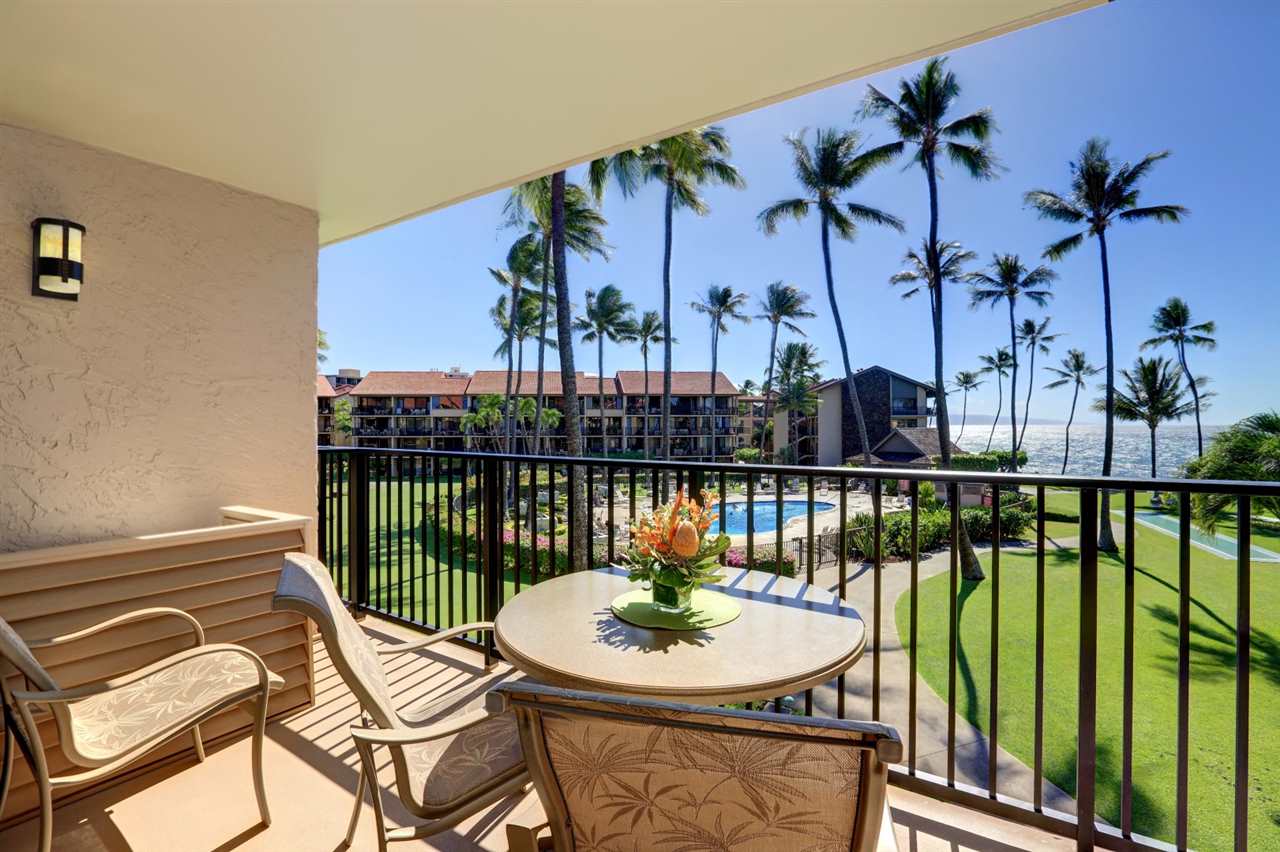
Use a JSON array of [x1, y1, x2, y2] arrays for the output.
[[271, 553, 527, 850], [496, 681, 902, 852], [0, 609, 281, 852]]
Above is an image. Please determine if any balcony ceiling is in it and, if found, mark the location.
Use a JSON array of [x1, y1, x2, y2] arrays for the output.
[[0, 1, 1099, 244]]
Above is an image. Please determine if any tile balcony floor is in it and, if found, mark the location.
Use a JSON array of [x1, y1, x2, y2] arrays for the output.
[[0, 616, 1077, 851]]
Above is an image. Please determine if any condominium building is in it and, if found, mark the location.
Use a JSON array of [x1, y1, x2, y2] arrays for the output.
[[774, 365, 936, 466], [316, 375, 352, 447], [335, 368, 741, 461], [349, 369, 472, 451]]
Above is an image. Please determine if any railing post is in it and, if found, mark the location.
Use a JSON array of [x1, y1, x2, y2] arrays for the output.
[[481, 454, 503, 665], [1076, 488, 1098, 850], [349, 451, 371, 615]]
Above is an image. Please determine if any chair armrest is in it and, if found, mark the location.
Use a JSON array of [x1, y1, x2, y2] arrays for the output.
[[26, 607, 205, 650], [373, 622, 494, 655], [348, 708, 494, 746], [12, 642, 270, 706]]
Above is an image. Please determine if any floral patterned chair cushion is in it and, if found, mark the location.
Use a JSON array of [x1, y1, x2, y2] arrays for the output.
[[403, 710, 524, 808], [501, 683, 901, 852], [68, 649, 285, 762]]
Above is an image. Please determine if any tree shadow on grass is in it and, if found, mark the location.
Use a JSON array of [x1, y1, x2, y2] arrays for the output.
[[1144, 603, 1279, 689], [1043, 739, 1169, 839]]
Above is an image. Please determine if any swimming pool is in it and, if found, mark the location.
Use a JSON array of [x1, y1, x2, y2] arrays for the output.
[[715, 500, 836, 535], [1124, 509, 1280, 563]]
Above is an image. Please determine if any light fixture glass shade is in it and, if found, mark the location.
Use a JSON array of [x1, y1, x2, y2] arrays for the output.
[[32, 218, 86, 299]]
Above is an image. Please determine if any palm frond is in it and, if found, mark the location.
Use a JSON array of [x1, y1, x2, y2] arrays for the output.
[[844, 202, 905, 232], [1116, 204, 1188, 223], [757, 198, 810, 234], [1043, 231, 1086, 261]]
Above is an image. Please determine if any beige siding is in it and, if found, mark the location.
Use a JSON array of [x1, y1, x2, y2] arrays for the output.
[[0, 508, 313, 825], [817, 383, 844, 467], [0, 122, 317, 552]]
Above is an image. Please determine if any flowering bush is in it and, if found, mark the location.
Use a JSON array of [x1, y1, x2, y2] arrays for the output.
[[623, 489, 731, 592], [725, 547, 798, 578]]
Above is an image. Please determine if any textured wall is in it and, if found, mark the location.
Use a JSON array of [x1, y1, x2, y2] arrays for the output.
[[0, 123, 318, 551]]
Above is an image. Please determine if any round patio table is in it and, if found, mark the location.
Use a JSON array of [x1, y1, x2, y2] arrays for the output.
[[494, 566, 865, 705]]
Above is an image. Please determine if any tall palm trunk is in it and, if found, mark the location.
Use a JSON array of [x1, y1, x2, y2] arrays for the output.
[[1061, 382, 1080, 475], [1149, 426, 1158, 478], [514, 343, 525, 450], [1018, 342, 1039, 452], [533, 236, 551, 454], [763, 321, 779, 452], [1097, 230, 1118, 551], [503, 291, 518, 454], [922, 150, 982, 580], [642, 355, 651, 460], [1176, 341, 1205, 457], [661, 178, 675, 461], [709, 325, 719, 461], [1006, 303, 1019, 472], [985, 374, 1002, 453], [551, 171, 589, 571], [820, 209, 872, 465], [957, 389, 969, 444], [598, 340, 608, 458]]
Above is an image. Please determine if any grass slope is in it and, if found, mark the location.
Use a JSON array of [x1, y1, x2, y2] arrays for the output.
[[898, 489, 1278, 849]]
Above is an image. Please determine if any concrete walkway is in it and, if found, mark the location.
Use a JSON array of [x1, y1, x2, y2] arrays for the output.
[[805, 542, 1080, 816]]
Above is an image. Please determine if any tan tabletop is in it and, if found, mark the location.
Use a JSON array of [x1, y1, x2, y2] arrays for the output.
[[494, 566, 865, 705]]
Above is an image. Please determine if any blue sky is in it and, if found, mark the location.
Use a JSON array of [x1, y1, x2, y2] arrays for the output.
[[320, 0, 1278, 425]]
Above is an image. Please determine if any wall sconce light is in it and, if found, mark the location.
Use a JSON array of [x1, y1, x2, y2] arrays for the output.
[[31, 218, 86, 300]]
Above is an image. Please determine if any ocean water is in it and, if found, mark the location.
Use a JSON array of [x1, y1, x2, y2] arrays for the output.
[[955, 422, 1220, 479]]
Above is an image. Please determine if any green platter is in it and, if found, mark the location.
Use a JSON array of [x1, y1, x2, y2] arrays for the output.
[[610, 588, 742, 631]]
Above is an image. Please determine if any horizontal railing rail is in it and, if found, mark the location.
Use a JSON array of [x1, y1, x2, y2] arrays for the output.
[[317, 445, 1271, 852]]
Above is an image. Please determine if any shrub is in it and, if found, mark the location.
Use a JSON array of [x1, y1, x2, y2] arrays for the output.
[[734, 447, 763, 464], [938, 450, 1028, 472], [917, 480, 942, 512], [725, 547, 797, 578], [846, 503, 1031, 560]]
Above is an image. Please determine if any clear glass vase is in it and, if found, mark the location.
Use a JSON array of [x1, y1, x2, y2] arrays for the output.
[[651, 581, 693, 614]]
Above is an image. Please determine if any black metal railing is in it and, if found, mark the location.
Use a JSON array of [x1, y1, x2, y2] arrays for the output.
[[316, 446, 1275, 852]]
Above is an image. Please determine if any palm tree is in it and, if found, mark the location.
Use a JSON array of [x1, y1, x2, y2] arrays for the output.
[[1186, 412, 1280, 531], [864, 55, 997, 579], [633, 310, 670, 459], [691, 285, 751, 460], [1141, 297, 1216, 457], [1103, 357, 1197, 478], [739, 379, 759, 396], [317, 329, 330, 365], [758, 127, 904, 464], [494, 293, 558, 452], [1025, 138, 1187, 550], [1014, 316, 1061, 451], [461, 394, 504, 452], [775, 341, 825, 387], [590, 126, 745, 460], [490, 235, 543, 452], [574, 285, 637, 458], [503, 177, 610, 453], [1044, 349, 1101, 474], [949, 370, 984, 444], [965, 255, 1056, 472], [977, 348, 1014, 453], [755, 282, 815, 396], [774, 378, 821, 463]]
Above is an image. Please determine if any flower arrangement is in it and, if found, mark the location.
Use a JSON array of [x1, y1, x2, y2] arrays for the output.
[[623, 489, 731, 611]]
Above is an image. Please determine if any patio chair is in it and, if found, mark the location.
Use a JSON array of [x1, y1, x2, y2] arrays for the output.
[[271, 553, 527, 850], [0, 609, 282, 852], [495, 681, 902, 852]]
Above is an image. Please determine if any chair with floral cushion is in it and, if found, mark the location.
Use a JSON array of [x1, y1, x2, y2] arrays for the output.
[[0, 609, 282, 852], [495, 681, 903, 852], [270, 552, 527, 851]]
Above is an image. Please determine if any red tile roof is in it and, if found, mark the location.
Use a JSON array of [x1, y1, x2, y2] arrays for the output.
[[351, 371, 471, 396], [615, 371, 738, 396], [464, 371, 598, 396], [317, 374, 339, 398]]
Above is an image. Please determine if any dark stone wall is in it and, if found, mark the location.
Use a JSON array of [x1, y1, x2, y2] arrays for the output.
[[840, 368, 893, 459]]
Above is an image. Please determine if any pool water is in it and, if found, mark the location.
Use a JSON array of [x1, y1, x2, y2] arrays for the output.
[[1126, 509, 1280, 563], [715, 500, 836, 535]]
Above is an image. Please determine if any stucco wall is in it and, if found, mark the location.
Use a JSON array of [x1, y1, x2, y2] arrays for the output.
[[0, 123, 317, 551]]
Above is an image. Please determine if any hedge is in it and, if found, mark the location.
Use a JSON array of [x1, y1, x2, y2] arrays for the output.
[[846, 502, 1033, 561]]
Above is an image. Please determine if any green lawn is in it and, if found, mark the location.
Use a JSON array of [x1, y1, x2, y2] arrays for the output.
[[899, 489, 1279, 849], [321, 477, 542, 639]]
